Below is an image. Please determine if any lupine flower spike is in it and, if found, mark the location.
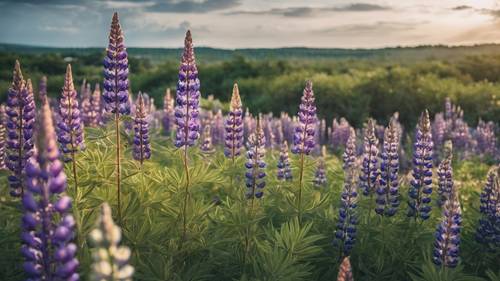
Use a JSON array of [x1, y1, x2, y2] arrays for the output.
[[21, 100, 79, 281], [433, 145, 462, 268], [359, 119, 379, 196], [292, 80, 317, 222], [335, 128, 358, 257], [133, 93, 151, 164], [0, 106, 6, 170], [245, 117, 266, 200], [224, 83, 244, 162], [437, 141, 453, 207], [337, 257, 354, 281], [88, 84, 102, 127], [175, 30, 201, 244], [89, 203, 134, 281], [38, 76, 47, 104], [277, 141, 292, 181], [162, 88, 175, 135], [313, 145, 327, 187], [174, 30, 201, 148], [6, 61, 35, 197], [375, 117, 400, 216], [200, 125, 214, 153], [476, 165, 500, 249], [103, 12, 130, 222], [408, 110, 434, 221]]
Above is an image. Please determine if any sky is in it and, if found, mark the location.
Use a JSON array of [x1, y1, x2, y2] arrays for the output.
[[1, 0, 500, 48]]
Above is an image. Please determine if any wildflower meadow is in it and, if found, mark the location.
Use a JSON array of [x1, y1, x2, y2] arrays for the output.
[[0, 12, 499, 281]]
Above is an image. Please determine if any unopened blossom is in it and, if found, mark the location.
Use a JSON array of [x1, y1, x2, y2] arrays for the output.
[[337, 257, 354, 281]]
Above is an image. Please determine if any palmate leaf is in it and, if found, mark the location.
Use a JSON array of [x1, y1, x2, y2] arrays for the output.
[[252, 249, 312, 281], [408, 254, 486, 281]]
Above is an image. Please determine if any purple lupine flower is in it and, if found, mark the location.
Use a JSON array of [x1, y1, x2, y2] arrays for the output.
[[337, 257, 354, 281], [277, 140, 292, 181], [332, 118, 351, 150], [292, 80, 316, 155], [476, 120, 497, 157], [103, 12, 130, 116], [162, 88, 175, 134], [245, 118, 266, 199], [433, 171, 461, 268], [133, 93, 151, 164], [174, 30, 201, 148], [375, 117, 400, 216], [0, 104, 7, 169], [432, 113, 446, 149], [313, 156, 327, 187], [81, 82, 92, 126], [335, 128, 358, 257], [451, 118, 471, 153], [211, 110, 224, 146], [437, 141, 453, 207], [200, 124, 214, 153], [476, 166, 500, 249], [87, 83, 101, 127], [58, 64, 85, 160], [408, 110, 434, 221], [21, 100, 79, 281], [359, 119, 379, 196], [273, 119, 284, 148], [38, 76, 48, 104], [224, 83, 244, 160], [6, 61, 35, 197]]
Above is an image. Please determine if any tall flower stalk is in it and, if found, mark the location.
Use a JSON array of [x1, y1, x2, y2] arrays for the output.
[[6, 61, 35, 197], [432, 148, 461, 268], [103, 12, 130, 223], [334, 128, 358, 258], [174, 30, 201, 243], [437, 141, 453, 207], [21, 100, 79, 280], [408, 110, 434, 221], [58, 64, 85, 194], [38, 76, 47, 104], [291, 80, 317, 223], [88, 84, 102, 127], [89, 203, 134, 281], [476, 165, 500, 249], [133, 93, 151, 165], [375, 117, 400, 217], [243, 117, 266, 264], [0, 104, 6, 170], [224, 83, 243, 163]]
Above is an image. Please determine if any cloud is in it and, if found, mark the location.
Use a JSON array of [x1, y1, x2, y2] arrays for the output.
[[318, 21, 418, 35], [332, 3, 390, 12], [451, 5, 472, 11], [226, 2, 391, 18], [145, 0, 241, 13]]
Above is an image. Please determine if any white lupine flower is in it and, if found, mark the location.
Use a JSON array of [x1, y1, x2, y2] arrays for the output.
[[89, 203, 134, 281]]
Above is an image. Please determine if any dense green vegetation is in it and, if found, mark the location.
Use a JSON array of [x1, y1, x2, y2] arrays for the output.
[[0, 125, 498, 281], [1, 45, 499, 128]]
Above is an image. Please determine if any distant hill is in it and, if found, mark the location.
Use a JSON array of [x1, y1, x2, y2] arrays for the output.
[[2, 43, 500, 63]]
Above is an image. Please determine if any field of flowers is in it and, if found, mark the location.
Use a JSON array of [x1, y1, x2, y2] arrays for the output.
[[0, 13, 499, 281]]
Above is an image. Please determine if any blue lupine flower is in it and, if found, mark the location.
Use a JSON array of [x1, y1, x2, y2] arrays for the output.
[[476, 166, 500, 249], [433, 164, 462, 268], [224, 83, 244, 160], [359, 119, 379, 196], [375, 117, 400, 216], [277, 140, 292, 181], [335, 128, 358, 257], [437, 141, 453, 207], [408, 110, 434, 221], [174, 30, 201, 148], [133, 93, 151, 163], [6, 61, 35, 197], [245, 118, 266, 199], [292, 80, 316, 155], [22, 100, 79, 280], [58, 64, 85, 160]]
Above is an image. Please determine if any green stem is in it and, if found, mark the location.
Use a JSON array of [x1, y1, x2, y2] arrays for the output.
[[297, 152, 305, 224], [115, 113, 122, 224], [180, 147, 190, 245]]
